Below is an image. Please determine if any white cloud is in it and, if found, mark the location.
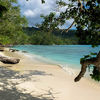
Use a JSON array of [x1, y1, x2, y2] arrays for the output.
[[24, 9, 35, 17], [17, 0, 75, 29], [17, 0, 57, 26]]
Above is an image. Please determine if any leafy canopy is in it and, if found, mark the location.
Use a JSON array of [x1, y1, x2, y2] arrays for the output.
[[0, 0, 28, 45], [40, 0, 100, 47], [40, 0, 100, 81]]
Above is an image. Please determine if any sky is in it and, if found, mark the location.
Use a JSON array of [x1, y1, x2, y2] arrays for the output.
[[17, 0, 75, 29]]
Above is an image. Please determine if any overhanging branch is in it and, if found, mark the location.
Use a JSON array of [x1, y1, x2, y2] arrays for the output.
[[64, 0, 83, 33]]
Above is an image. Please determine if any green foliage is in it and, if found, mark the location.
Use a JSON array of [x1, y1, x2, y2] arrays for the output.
[[40, 0, 100, 81], [0, 0, 28, 45], [23, 27, 78, 45], [0, 35, 11, 45], [80, 52, 97, 62], [40, 0, 100, 46], [74, 0, 100, 46], [28, 31, 78, 45], [0, 4, 7, 17], [90, 67, 100, 81], [40, 12, 58, 32], [0, 0, 100, 81], [80, 55, 91, 62], [90, 52, 97, 56], [56, 0, 67, 7], [41, 0, 45, 4]]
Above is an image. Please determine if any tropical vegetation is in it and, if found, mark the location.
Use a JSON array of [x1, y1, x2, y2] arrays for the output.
[[0, 0, 100, 81]]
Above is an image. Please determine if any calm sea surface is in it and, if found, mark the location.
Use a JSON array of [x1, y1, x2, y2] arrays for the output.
[[12, 45, 100, 70]]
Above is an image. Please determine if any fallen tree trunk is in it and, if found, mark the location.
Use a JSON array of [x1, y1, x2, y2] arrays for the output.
[[0, 47, 4, 51], [0, 55, 20, 64], [74, 51, 100, 82]]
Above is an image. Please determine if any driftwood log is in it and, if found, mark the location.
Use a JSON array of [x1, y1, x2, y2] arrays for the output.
[[74, 51, 100, 82], [0, 47, 4, 51], [0, 55, 20, 64]]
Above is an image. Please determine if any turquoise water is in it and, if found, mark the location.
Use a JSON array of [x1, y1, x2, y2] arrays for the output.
[[12, 45, 100, 69]]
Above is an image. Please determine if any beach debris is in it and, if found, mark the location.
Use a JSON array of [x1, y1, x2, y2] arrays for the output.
[[0, 48, 4, 51], [0, 55, 20, 64], [0, 46, 4, 51], [9, 49, 19, 52], [22, 51, 27, 53]]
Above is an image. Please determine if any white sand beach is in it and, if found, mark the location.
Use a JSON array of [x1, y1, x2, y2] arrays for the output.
[[0, 48, 100, 100]]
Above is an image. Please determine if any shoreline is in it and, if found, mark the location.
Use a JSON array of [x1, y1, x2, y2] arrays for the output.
[[10, 47, 81, 75], [0, 48, 100, 100]]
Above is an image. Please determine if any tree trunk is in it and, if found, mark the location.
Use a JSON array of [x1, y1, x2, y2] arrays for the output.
[[0, 55, 20, 64], [74, 51, 100, 82]]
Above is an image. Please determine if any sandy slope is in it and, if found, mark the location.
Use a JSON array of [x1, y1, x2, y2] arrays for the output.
[[0, 48, 100, 100]]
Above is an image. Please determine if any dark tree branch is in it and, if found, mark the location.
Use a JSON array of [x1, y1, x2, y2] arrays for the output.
[[64, 0, 83, 33], [74, 51, 100, 82]]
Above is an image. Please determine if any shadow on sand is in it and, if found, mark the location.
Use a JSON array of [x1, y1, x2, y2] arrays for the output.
[[0, 66, 54, 100]]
